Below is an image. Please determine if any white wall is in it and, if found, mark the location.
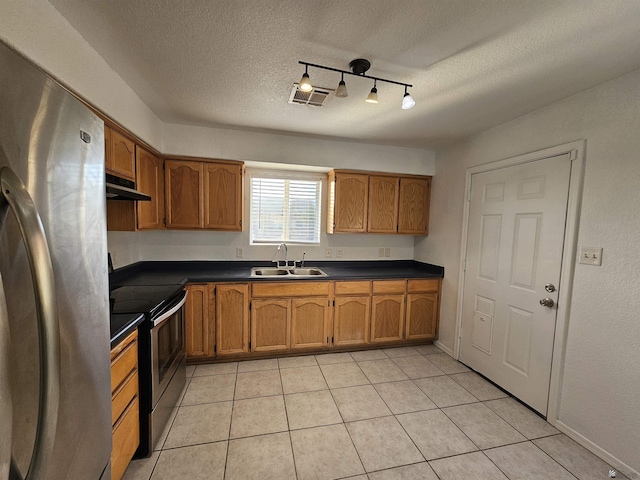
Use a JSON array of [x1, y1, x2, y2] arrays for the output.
[[415, 69, 640, 476]]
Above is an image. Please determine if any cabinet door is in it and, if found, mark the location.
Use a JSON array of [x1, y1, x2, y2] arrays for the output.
[[371, 295, 405, 343], [405, 293, 439, 340], [334, 173, 368, 233], [398, 177, 431, 234], [108, 128, 136, 180], [104, 125, 113, 171], [204, 162, 243, 231], [216, 284, 249, 355], [251, 299, 290, 352], [165, 160, 203, 229], [368, 175, 399, 233], [136, 147, 164, 230], [185, 284, 213, 359], [291, 298, 330, 349], [333, 296, 370, 346]]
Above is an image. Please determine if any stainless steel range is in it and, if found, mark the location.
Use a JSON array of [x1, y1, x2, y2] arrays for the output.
[[110, 284, 187, 457]]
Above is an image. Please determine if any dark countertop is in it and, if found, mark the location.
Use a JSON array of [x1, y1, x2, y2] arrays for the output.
[[109, 260, 444, 287], [110, 312, 145, 350]]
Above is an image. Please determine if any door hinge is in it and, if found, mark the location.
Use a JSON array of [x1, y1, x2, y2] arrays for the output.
[[214, 345, 217, 353], [249, 301, 252, 311], [463, 259, 467, 271], [331, 336, 334, 344], [326, 336, 329, 344], [214, 286, 217, 295], [239, 219, 242, 226], [467, 186, 472, 202], [332, 300, 335, 306], [249, 341, 251, 350], [328, 300, 330, 307], [163, 217, 166, 225]]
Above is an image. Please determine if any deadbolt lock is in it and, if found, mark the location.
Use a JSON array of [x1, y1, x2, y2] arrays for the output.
[[545, 283, 556, 293]]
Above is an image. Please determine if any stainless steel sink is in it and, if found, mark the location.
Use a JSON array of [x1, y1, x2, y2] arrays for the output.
[[250, 266, 327, 278]]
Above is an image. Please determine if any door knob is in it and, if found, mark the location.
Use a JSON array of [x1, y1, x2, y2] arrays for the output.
[[539, 298, 555, 308]]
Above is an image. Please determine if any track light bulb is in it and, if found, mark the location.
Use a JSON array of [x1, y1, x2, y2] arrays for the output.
[[335, 73, 348, 98], [366, 81, 378, 104], [402, 92, 415, 109], [299, 72, 312, 92]]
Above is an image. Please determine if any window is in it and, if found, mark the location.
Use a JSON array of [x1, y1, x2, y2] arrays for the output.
[[250, 171, 322, 244]]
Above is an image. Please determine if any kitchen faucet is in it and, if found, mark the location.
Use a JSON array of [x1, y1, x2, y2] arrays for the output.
[[272, 243, 288, 267]]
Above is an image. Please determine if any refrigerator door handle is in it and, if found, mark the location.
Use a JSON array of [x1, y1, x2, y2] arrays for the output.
[[0, 277, 12, 480], [0, 167, 60, 480]]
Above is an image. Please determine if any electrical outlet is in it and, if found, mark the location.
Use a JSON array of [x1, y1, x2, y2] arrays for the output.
[[379, 248, 385, 257], [384, 247, 390, 257], [325, 248, 332, 258], [236, 247, 243, 258], [336, 248, 342, 258], [579, 246, 602, 266]]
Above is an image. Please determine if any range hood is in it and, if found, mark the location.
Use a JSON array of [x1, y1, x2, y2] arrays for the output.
[[106, 173, 151, 201]]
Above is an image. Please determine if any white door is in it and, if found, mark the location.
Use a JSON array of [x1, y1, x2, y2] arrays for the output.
[[459, 153, 571, 415]]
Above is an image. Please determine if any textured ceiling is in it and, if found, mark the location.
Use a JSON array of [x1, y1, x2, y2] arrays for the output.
[[49, 0, 640, 149]]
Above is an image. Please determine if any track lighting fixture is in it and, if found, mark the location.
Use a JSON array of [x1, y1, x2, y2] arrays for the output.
[[297, 59, 414, 109], [366, 80, 378, 104], [402, 86, 415, 109], [298, 65, 313, 92], [335, 72, 348, 98]]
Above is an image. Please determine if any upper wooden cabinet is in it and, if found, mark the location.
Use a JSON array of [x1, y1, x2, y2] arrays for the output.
[[328, 171, 368, 233], [165, 158, 243, 231], [105, 126, 136, 181], [165, 160, 203, 229], [368, 175, 399, 233], [398, 177, 431, 235], [328, 169, 431, 235], [136, 146, 164, 230], [204, 162, 243, 230]]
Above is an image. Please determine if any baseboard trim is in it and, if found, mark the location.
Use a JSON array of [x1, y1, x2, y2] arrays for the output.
[[555, 420, 639, 479], [434, 340, 454, 357]]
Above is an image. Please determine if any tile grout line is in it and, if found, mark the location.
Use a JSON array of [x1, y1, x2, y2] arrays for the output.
[[279, 363, 300, 480]]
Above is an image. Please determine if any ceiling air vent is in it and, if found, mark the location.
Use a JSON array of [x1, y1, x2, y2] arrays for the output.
[[289, 84, 334, 107]]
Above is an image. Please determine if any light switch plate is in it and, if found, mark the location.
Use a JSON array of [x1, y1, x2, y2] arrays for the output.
[[336, 248, 342, 258], [384, 247, 390, 257], [236, 247, 243, 258], [325, 248, 332, 258], [378, 248, 385, 257], [579, 246, 602, 266]]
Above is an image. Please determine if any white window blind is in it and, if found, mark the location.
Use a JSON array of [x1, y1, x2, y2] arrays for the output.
[[250, 173, 322, 244]]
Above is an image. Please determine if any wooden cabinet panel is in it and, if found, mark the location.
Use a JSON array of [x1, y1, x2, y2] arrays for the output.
[[333, 296, 370, 346], [406, 293, 439, 340], [333, 172, 368, 233], [372, 280, 406, 294], [216, 284, 249, 355], [111, 397, 139, 480], [136, 147, 164, 230], [185, 284, 213, 359], [291, 298, 330, 349], [368, 175, 399, 233], [165, 160, 203, 229], [110, 338, 137, 393], [252, 281, 330, 298], [334, 281, 370, 296], [407, 278, 440, 293], [111, 371, 138, 426], [371, 295, 405, 343], [105, 125, 112, 171], [107, 127, 136, 180], [204, 163, 243, 231], [398, 177, 430, 235], [251, 299, 291, 352]]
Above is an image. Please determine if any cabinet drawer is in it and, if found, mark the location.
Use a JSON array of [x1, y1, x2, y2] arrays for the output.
[[372, 280, 406, 294], [252, 281, 330, 298], [111, 337, 138, 394], [407, 278, 440, 293], [334, 281, 371, 296], [112, 370, 138, 426], [111, 396, 139, 480]]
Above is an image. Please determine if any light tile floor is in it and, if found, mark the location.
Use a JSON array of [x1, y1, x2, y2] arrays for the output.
[[123, 347, 629, 480]]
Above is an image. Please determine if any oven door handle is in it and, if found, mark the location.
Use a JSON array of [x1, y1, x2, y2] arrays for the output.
[[152, 290, 187, 328]]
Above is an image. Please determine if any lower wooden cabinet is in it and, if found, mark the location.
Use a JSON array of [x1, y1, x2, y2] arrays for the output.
[[251, 299, 291, 352], [183, 278, 441, 362], [405, 278, 441, 340], [291, 298, 331, 349], [216, 284, 250, 355], [185, 284, 213, 359], [110, 330, 139, 480]]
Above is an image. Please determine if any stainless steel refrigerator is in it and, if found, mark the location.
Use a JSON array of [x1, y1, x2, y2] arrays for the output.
[[0, 42, 112, 479]]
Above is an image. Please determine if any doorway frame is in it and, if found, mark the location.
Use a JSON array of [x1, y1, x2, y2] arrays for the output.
[[453, 140, 585, 423]]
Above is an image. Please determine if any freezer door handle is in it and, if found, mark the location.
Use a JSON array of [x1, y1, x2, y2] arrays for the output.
[[0, 167, 60, 480]]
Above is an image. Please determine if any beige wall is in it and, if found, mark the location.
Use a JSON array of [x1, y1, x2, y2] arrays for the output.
[[415, 69, 640, 477]]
